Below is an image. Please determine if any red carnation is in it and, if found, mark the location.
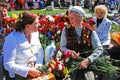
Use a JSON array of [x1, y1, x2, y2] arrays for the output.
[[6, 28, 11, 34], [38, 28, 43, 32], [89, 19, 96, 25]]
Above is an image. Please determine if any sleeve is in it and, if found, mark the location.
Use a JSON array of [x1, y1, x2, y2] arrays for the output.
[[88, 31, 103, 63], [60, 27, 70, 53], [3, 35, 30, 78]]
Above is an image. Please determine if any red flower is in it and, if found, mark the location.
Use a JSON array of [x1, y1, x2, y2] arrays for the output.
[[89, 19, 96, 25], [6, 28, 11, 34], [58, 22, 65, 27], [2, 24, 7, 28], [38, 27, 43, 32], [56, 46, 60, 50]]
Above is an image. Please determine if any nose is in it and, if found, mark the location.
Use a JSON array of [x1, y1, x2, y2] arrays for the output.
[[97, 12, 101, 15]]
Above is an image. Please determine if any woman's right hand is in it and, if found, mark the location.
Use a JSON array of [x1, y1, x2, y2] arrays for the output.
[[28, 68, 43, 78]]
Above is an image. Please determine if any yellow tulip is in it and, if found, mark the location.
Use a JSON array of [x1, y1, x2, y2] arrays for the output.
[[63, 67, 69, 76]]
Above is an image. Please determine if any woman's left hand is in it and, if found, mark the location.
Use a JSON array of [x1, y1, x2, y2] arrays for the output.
[[28, 68, 43, 78]]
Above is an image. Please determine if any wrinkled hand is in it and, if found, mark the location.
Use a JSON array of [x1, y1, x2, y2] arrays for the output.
[[28, 68, 43, 78], [78, 58, 91, 69], [69, 50, 80, 59]]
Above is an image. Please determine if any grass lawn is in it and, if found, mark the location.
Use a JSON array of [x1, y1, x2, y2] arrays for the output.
[[8, 9, 67, 16], [8, 9, 120, 33]]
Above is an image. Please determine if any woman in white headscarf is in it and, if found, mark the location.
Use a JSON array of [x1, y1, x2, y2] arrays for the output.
[[60, 6, 103, 80]]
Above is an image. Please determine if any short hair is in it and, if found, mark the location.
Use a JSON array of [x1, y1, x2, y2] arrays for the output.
[[94, 5, 108, 18], [15, 11, 37, 32]]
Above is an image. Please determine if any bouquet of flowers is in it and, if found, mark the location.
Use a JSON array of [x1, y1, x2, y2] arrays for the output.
[[62, 50, 120, 80], [38, 50, 67, 78], [0, 17, 15, 37], [38, 14, 70, 49]]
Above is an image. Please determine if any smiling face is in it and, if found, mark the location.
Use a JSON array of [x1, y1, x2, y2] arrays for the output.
[[94, 5, 107, 19], [30, 18, 40, 32], [26, 17, 40, 33], [95, 10, 105, 19], [68, 11, 83, 27]]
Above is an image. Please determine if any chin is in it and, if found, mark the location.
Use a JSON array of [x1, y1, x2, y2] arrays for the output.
[[98, 17, 103, 19]]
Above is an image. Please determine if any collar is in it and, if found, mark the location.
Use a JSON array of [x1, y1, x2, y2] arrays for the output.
[[30, 31, 40, 46]]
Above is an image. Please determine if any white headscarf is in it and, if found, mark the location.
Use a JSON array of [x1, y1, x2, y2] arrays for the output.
[[68, 6, 86, 17]]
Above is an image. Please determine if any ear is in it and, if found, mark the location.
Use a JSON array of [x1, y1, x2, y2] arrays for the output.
[[26, 24, 30, 29]]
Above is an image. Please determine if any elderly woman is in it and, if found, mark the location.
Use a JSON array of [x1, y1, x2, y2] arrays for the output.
[[3, 11, 44, 79], [93, 5, 111, 51], [60, 6, 103, 80]]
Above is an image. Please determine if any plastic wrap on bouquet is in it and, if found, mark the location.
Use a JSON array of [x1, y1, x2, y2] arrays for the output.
[[111, 32, 120, 45], [45, 40, 56, 64], [32, 73, 56, 80]]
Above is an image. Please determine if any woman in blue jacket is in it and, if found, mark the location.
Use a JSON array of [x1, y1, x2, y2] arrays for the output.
[[93, 5, 111, 49]]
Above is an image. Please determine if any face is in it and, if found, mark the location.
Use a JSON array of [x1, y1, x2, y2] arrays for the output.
[[95, 10, 105, 19], [2, 8, 8, 18], [27, 17, 40, 33], [68, 12, 83, 27], [0, 8, 8, 21]]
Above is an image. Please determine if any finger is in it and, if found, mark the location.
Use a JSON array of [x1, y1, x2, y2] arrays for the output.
[[71, 53, 75, 56], [78, 62, 84, 69], [77, 53, 80, 56], [78, 67, 81, 69], [78, 65, 82, 70], [76, 53, 79, 56]]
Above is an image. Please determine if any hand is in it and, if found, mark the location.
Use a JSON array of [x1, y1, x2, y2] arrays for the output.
[[69, 50, 80, 59], [28, 68, 43, 78], [78, 58, 91, 69]]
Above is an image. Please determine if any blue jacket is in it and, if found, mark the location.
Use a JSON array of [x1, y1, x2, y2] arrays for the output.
[[93, 17, 111, 46]]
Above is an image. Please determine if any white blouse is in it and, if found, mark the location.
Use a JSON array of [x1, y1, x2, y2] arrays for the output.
[[3, 31, 44, 78]]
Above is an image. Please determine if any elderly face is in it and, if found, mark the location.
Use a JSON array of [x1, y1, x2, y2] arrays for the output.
[[68, 11, 83, 27], [95, 10, 105, 19]]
